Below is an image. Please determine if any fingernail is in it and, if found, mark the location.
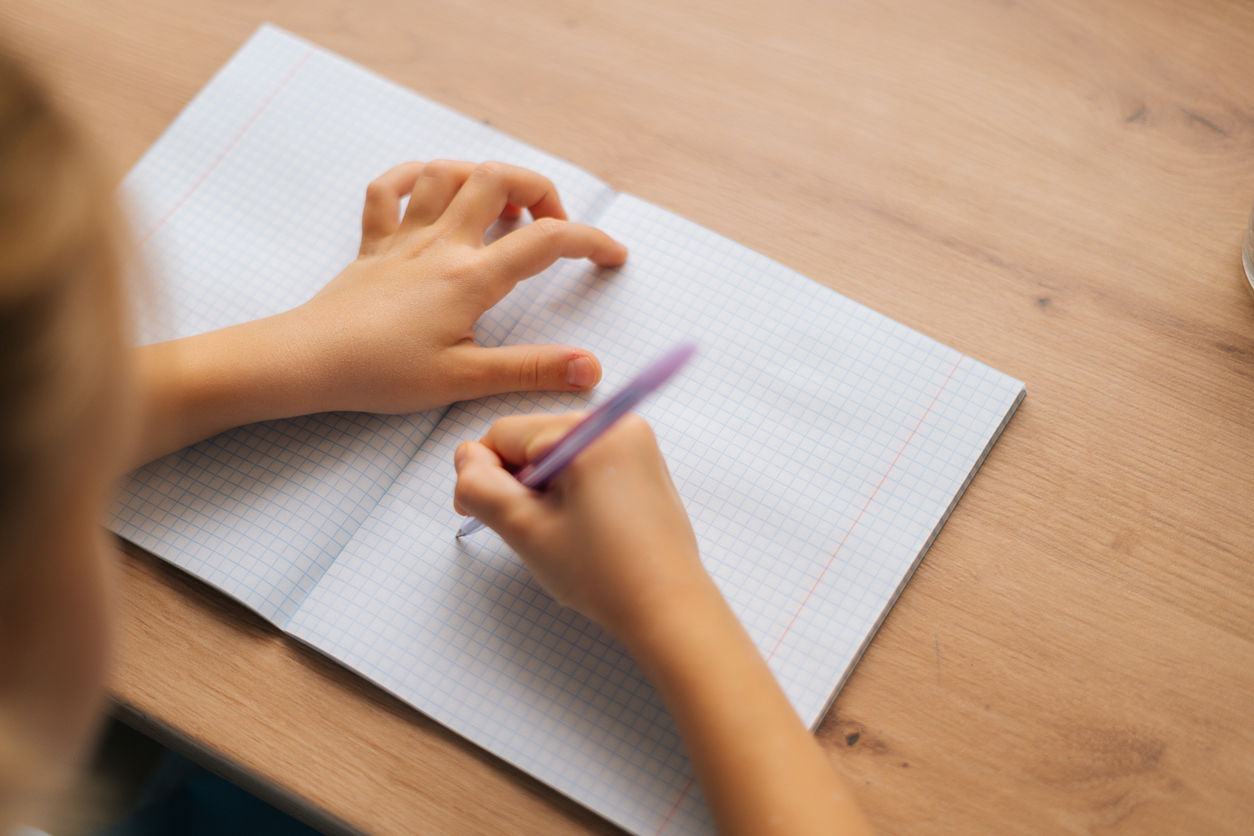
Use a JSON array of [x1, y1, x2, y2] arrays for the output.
[[566, 356, 596, 388], [453, 443, 468, 470]]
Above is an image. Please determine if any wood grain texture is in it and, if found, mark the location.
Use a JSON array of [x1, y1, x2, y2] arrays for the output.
[[3, 0, 1253, 832]]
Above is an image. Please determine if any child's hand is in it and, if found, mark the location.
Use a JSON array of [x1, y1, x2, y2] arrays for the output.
[[452, 413, 712, 638], [455, 414, 875, 836], [130, 161, 627, 464], [291, 160, 627, 414]]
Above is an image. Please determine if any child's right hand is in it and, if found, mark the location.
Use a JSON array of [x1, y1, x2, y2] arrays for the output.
[[452, 413, 712, 638], [455, 414, 874, 836]]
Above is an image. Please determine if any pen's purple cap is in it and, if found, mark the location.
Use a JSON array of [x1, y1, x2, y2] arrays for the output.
[[635, 341, 697, 391], [457, 341, 696, 537]]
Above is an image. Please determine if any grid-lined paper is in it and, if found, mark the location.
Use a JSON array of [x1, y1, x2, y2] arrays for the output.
[[287, 195, 1024, 833], [110, 25, 614, 623], [110, 25, 1025, 835]]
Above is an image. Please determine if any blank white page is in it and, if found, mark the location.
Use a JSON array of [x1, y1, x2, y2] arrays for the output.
[[107, 25, 616, 623], [287, 194, 1025, 834]]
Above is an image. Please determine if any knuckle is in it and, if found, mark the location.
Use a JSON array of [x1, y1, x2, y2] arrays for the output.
[[472, 160, 508, 184], [364, 179, 389, 203], [447, 250, 482, 282], [525, 422, 570, 461], [490, 414, 528, 443], [490, 415, 520, 435], [423, 158, 458, 179], [617, 413, 656, 445], [530, 216, 565, 240], [517, 349, 545, 389], [524, 436, 548, 462]]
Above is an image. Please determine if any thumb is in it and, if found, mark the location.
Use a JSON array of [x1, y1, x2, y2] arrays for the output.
[[452, 441, 535, 528], [457, 344, 601, 398]]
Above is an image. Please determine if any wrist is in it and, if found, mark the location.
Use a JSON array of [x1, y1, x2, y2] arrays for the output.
[[192, 311, 325, 422], [131, 310, 324, 463], [266, 302, 352, 415], [612, 566, 736, 672]]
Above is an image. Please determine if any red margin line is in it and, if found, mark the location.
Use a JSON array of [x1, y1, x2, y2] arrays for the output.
[[654, 777, 695, 835], [136, 47, 315, 248], [766, 354, 964, 661], [653, 355, 963, 835]]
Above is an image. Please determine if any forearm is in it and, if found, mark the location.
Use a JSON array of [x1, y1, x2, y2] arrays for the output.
[[130, 310, 324, 466], [621, 575, 872, 836]]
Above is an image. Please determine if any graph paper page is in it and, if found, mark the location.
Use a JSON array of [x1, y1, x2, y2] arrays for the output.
[[288, 195, 1025, 834], [106, 25, 616, 623]]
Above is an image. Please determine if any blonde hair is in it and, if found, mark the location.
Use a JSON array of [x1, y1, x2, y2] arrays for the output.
[[0, 43, 127, 546], [0, 40, 128, 825]]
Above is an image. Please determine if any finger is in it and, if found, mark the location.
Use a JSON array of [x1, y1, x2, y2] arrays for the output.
[[452, 441, 535, 523], [441, 161, 567, 241], [500, 203, 523, 221], [401, 159, 477, 228], [480, 412, 586, 467], [478, 218, 627, 305], [360, 162, 426, 252], [450, 343, 602, 403]]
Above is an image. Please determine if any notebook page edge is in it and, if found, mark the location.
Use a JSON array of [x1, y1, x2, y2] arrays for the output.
[[609, 192, 1026, 380], [119, 26, 1028, 834], [112, 26, 440, 628], [587, 193, 1029, 726], [111, 529, 288, 625], [279, 628, 643, 834], [113, 22, 610, 629], [807, 383, 1026, 731], [121, 24, 294, 195], [275, 22, 619, 223]]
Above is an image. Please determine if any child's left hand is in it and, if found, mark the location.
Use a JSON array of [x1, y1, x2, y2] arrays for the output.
[[131, 161, 628, 465], [288, 159, 627, 414]]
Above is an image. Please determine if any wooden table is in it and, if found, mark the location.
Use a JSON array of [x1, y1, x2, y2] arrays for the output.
[[5, 0, 1253, 832]]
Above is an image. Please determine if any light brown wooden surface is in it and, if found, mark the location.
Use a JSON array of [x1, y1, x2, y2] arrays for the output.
[[4, 0, 1254, 832]]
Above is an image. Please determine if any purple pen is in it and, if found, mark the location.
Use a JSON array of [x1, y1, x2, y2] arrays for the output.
[[456, 342, 697, 538]]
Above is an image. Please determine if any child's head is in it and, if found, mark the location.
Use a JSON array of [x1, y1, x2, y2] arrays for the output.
[[0, 42, 134, 826]]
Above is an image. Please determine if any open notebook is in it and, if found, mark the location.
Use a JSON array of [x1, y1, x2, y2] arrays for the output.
[[109, 24, 1025, 835]]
